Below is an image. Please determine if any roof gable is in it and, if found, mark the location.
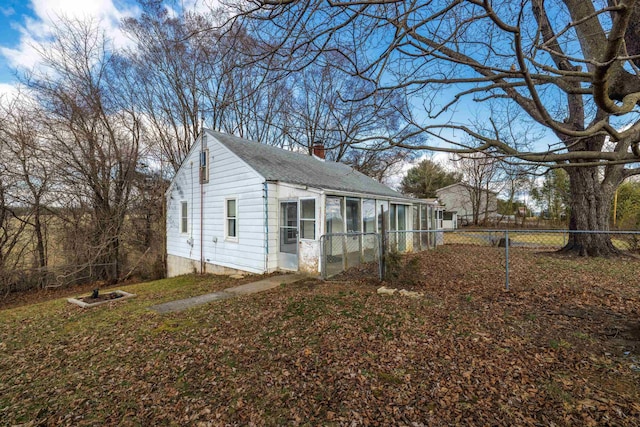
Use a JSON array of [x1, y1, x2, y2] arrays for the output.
[[207, 130, 406, 199], [436, 182, 498, 195]]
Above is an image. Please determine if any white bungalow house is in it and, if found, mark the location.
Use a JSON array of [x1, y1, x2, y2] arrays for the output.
[[166, 129, 442, 277]]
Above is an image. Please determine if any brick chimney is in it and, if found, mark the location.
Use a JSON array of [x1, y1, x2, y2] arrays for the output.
[[312, 141, 325, 159]]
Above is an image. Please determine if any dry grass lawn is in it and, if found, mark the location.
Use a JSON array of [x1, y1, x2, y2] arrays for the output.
[[1, 247, 639, 426]]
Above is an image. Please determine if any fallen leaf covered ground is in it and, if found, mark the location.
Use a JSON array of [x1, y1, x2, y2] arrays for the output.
[[0, 246, 639, 426]]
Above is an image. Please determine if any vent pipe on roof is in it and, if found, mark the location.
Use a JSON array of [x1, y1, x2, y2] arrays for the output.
[[312, 141, 325, 159]]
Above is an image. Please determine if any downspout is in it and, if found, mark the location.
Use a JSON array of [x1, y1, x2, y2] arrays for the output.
[[199, 131, 206, 275], [189, 161, 194, 258], [200, 144, 204, 274], [161, 159, 167, 275], [263, 181, 269, 272]]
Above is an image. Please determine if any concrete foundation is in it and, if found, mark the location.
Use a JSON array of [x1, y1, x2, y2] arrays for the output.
[[166, 254, 256, 278], [166, 254, 321, 278]]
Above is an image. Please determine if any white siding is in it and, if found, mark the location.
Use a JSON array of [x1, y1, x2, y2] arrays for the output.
[[436, 183, 498, 225], [166, 135, 267, 275], [166, 133, 417, 277]]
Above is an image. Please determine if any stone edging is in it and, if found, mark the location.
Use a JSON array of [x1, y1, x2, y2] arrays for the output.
[[67, 290, 137, 308]]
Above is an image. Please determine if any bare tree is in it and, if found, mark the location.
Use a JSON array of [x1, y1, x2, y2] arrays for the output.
[[282, 56, 418, 181], [0, 141, 31, 292], [345, 145, 415, 183], [497, 162, 537, 227], [125, 2, 417, 182], [123, 3, 292, 169], [122, 3, 204, 172], [26, 17, 143, 282], [233, 0, 640, 255], [454, 152, 500, 225], [0, 95, 52, 270]]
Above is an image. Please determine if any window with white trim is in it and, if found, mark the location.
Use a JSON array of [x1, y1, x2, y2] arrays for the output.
[[225, 198, 237, 239], [300, 199, 316, 239], [180, 201, 188, 233]]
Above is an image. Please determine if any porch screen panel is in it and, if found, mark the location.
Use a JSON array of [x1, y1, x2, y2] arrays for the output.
[[420, 204, 429, 248], [325, 197, 344, 234], [390, 204, 397, 230], [420, 205, 428, 230], [412, 205, 420, 250], [397, 204, 407, 252], [389, 204, 398, 250], [362, 199, 376, 258], [345, 198, 361, 233], [363, 199, 375, 233], [397, 205, 407, 230], [325, 196, 344, 263], [377, 200, 389, 233]]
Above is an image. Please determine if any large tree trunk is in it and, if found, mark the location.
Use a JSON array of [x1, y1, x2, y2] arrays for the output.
[[93, 202, 123, 284], [561, 166, 619, 256], [33, 208, 46, 269]]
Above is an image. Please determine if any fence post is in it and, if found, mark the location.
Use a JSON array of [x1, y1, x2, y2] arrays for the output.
[[321, 236, 326, 279], [342, 234, 348, 271], [505, 229, 510, 291], [377, 234, 383, 280]]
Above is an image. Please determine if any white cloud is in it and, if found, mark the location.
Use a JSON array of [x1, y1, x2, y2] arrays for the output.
[[0, 19, 43, 72], [182, 0, 221, 15], [0, 0, 141, 73], [31, 0, 119, 19], [0, 83, 36, 109], [432, 151, 456, 170], [0, 82, 19, 100]]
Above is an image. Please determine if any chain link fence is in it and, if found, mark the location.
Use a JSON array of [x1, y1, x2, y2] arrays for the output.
[[442, 229, 640, 289], [321, 229, 640, 287], [320, 233, 381, 279]]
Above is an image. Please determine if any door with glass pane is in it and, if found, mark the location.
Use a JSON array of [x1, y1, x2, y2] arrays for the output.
[[279, 201, 298, 270]]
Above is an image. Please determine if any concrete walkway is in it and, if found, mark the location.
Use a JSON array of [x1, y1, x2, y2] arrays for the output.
[[149, 274, 305, 314]]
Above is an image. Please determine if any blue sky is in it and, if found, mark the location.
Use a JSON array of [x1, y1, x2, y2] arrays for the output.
[[0, 0, 559, 182], [0, 0, 135, 89], [0, 0, 214, 94], [0, 0, 153, 92], [0, 0, 32, 83]]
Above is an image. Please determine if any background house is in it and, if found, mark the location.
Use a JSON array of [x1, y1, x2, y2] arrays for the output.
[[166, 130, 441, 277], [436, 182, 498, 226]]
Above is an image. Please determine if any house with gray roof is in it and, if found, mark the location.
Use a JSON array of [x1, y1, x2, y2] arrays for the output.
[[436, 182, 498, 227], [166, 129, 441, 277]]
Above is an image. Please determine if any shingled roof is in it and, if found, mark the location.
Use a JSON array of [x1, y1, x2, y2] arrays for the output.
[[207, 129, 407, 199]]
